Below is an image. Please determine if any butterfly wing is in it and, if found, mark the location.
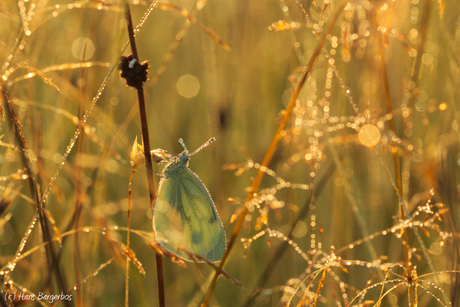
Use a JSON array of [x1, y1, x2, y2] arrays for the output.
[[153, 167, 226, 262]]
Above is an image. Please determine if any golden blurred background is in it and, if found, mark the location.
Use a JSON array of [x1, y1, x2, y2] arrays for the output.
[[0, 0, 459, 306]]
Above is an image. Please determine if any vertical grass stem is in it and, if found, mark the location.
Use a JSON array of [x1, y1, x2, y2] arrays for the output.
[[123, 2, 165, 306]]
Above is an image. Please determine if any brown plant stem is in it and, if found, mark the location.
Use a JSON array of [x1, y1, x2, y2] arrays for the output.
[[200, 2, 347, 306], [123, 2, 165, 307], [2, 88, 71, 307]]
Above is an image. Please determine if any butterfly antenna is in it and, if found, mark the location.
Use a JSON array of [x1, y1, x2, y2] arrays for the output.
[[178, 138, 189, 154], [183, 137, 216, 157]]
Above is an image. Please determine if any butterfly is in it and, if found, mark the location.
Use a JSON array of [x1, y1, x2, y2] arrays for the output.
[[151, 138, 226, 262]]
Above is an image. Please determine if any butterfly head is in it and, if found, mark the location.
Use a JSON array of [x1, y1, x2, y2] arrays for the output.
[[177, 151, 191, 166], [163, 138, 215, 178]]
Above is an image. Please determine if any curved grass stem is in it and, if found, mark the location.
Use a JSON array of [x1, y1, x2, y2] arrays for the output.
[[200, 2, 348, 305]]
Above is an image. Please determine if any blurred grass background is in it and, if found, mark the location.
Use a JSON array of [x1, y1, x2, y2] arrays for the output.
[[0, 0, 459, 306]]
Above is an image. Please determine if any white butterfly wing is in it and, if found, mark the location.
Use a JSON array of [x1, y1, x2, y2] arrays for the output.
[[153, 167, 226, 262]]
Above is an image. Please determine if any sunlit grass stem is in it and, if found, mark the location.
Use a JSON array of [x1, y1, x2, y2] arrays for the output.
[[72, 52, 89, 307], [201, 1, 347, 305], [2, 88, 71, 306], [242, 161, 337, 307], [371, 4, 413, 304]]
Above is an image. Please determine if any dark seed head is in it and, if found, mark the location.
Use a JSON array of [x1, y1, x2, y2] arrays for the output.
[[119, 55, 149, 89]]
